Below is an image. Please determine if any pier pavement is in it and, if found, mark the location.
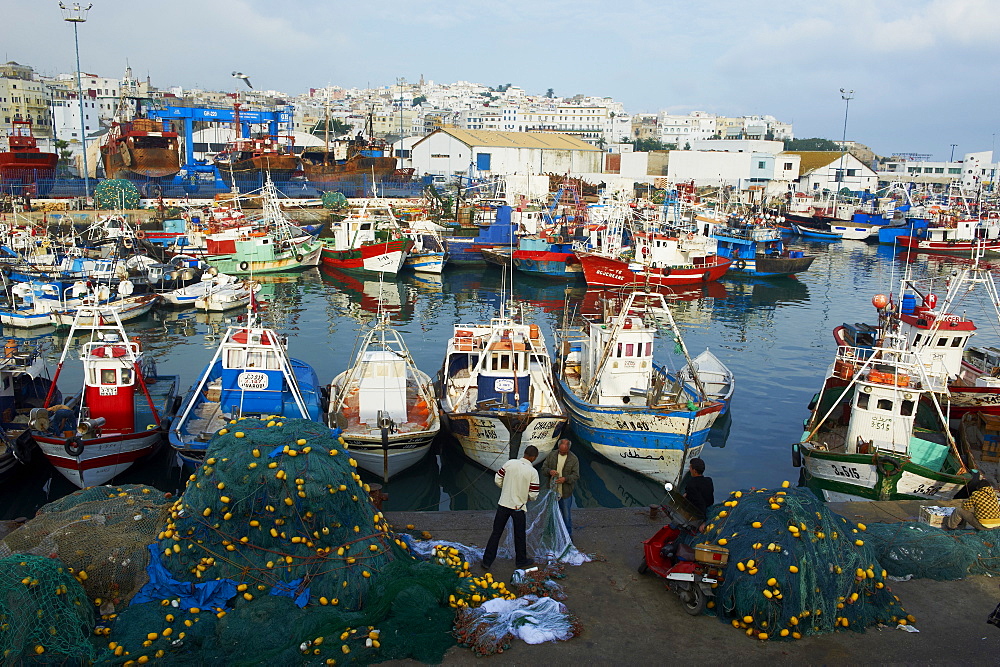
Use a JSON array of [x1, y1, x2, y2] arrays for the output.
[[386, 501, 999, 664]]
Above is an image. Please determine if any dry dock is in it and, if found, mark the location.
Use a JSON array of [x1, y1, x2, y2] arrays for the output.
[[387, 501, 999, 664]]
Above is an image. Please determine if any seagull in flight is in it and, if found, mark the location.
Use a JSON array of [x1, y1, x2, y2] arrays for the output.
[[232, 71, 253, 89]]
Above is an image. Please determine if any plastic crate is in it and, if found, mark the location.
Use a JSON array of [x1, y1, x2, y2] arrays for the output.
[[918, 505, 955, 527]]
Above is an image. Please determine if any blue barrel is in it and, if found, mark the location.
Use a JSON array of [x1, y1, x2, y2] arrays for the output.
[[901, 293, 917, 315]]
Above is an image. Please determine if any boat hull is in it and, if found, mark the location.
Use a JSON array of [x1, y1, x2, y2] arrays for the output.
[[342, 434, 434, 480], [897, 235, 1000, 256], [405, 251, 446, 274], [206, 242, 324, 275], [35, 430, 164, 488], [49, 295, 160, 328], [558, 377, 720, 485], [513, 250, 583, 279], [733, 254, 816, 277], [577, 252, 731, 287], [102, 147, 181, 179], [320, 238, 410, 275], [441, 412, 564, 472], [798, 445, 967, 502]]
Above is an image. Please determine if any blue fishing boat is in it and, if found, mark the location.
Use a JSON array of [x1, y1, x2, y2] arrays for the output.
[[700, 217, 815, 277], [444, 203, 517, 265], [169, 314, 324, 467], [555, 290, 725, 485]]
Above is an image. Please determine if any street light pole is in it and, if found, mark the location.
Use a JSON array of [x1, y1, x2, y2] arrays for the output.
[[60, 2, 92, 202], [835, 88, 854, 208]]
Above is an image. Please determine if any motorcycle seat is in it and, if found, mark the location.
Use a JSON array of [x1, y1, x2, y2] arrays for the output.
[[675, 543, 696, 562]]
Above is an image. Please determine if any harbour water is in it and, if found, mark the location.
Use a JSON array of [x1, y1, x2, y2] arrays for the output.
[[3, 239, 997, 518]]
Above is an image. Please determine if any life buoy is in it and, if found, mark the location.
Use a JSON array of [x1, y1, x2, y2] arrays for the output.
[[733, 259, 747, 271], [135, 230, 146, 239], [551, 235, 563, 244], [132, 336, 142, 351], [295, 253, 304, 262], [687, 233, 696, 240], [876, 455, 902, 477], [239, 261, 250, 271], [64, 436, 84, 457], [641, 246, 649, 256]]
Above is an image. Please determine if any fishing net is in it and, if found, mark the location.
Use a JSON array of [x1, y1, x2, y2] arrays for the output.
[[0, 554, 97, 664], [94, 179, 141, 210], [99, 417, 516, 664], [691, 485, 914, 641], [862, 522, 1000, 581], [321, 191, 349, 210], [0, 484, 172, 608], [453, 595, 582, 656]]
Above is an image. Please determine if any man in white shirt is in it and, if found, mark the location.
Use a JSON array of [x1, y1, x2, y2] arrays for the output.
[[481, 445, 540, 570]]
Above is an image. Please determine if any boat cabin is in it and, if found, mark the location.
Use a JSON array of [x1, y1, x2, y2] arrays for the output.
[[356, 350, 407, 423], [83, 334, 141, 435], [582, 315, 656, 405], [218, 328, 290, 416], [897, 293, 976, 377], [446, 323, 546, 411]]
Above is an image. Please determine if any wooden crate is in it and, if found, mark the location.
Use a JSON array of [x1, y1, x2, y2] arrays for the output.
[[694, 543, 729, 566]]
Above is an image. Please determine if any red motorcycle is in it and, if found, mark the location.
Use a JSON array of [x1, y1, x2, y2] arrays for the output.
[[637, 485, 728, 615]]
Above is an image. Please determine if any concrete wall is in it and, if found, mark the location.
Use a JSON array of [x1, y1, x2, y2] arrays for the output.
[[689, 139, 785, 154]]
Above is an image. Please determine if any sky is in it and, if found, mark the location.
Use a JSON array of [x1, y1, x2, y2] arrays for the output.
[[6, 0, 1000, 160]]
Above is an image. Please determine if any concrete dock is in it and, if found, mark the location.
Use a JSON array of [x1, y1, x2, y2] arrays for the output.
[[386, 501, 999, 664]]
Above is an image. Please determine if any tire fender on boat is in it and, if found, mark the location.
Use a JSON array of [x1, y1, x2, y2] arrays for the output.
[[295, 253, 304, 262], [701, 271, 711, 282], [239, 261, 250, 271], [733, 259, 747, 271], [791, 443, 802, 468], [876, 455, 902, 477], [64, 436, 84, 457]]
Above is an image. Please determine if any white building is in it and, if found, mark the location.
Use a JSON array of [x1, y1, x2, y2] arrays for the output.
[[409, 128, 603, 177], [787, 151, 878, 194], [666, 150, 800, 193], [878, 151, 996, 189], [657, 111, 717, 147]]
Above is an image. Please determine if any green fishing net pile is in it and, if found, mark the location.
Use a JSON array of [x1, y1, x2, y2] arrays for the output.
[[94, 179, 141, 210], [693, 486, 913, 641], [0, 554, 96, 664], [101, 417, 463, 664], [862, 522, 1000, 580], [0, 484, 172, 607], [321, 191, 348, 210]]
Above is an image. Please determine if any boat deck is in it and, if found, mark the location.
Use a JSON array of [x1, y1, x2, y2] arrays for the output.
[[136, 375, 179, 429], [184, 400, 228, 442]]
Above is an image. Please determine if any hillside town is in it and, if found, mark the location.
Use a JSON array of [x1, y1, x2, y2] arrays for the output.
[[1, 60, 996, 202]]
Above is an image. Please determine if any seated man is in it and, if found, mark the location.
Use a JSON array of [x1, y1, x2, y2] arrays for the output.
[[947, 478, 1000, 531]]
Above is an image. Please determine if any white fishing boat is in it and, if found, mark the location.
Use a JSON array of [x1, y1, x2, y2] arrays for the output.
[[328, 313, 440, 481], [49, 293, 160, 328], [403, 221, 448, 274], [29, 307, 180, 488], [162, 271, 257, 311], [678, 348, 735, 414], [555, 291, 724, 485], [438, 303, 567, 471]]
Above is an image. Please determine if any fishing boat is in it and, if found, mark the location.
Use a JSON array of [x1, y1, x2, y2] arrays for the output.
[[0, 339, 59, 479], [897, 215, 1000, 256], [320, 199, 412, 274], [699, 217, 815, 277], [327, 313, 440, 481], [793, 335, 971, 502], [162, 271, 256, 310], [790, 221, 844, 240], [212, 135, 299, 188], [678, 348, 735, 415], [555, 291, 724, 485], [403, 221, 449, 274], [444, 204, 519, 265], [100, 93, 181, 181], [195, 280, 258, 312], [437, 303, 567, 471], [169, 314, 324, 466], [958, 413, 1000, 485], [29, 308, 180, 488], [576, 229, 731, 287], [0, 118, 57, 196]]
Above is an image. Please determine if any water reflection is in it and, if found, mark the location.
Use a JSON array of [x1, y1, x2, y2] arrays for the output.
[[7, 241, 1000, 517]]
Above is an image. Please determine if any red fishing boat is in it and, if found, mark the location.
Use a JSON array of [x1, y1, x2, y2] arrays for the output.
[[0, 118, 57, 196], [101, 115, 181, 181], [29, 307, 179, 488]]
